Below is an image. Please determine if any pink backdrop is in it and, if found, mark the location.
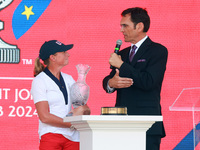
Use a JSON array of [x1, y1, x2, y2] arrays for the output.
[[1, 0, 200, 149]]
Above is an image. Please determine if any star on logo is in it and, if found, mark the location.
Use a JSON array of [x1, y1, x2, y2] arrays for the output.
[[21, 5, 34, 20]]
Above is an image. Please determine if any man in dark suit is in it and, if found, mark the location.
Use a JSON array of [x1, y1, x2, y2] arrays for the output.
[[103, 7, 167, 150]]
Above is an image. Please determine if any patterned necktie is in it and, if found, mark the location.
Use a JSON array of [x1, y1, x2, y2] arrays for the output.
[[129, 45, 137, 62]]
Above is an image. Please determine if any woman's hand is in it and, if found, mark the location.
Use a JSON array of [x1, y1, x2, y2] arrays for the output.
[[71, 104, 91, 116]]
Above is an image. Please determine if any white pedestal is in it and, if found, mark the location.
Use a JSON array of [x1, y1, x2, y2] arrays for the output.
[[64, 115, 163, 150]]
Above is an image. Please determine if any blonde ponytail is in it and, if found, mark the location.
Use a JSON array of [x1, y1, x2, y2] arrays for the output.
[[34, 57, 45, 77]]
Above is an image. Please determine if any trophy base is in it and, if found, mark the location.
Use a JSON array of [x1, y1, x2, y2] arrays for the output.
[[101, 107, 127, 115]]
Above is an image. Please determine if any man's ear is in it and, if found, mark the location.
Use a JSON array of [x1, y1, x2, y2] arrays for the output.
[[136, 22, 144, 32]]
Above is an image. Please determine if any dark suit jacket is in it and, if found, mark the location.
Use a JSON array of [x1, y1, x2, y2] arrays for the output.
[[103, 37, 167, 137]]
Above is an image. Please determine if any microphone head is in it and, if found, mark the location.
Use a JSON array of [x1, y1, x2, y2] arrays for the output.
[[116, 39, 122, 45]]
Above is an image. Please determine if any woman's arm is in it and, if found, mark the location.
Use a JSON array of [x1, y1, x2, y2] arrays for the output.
[[35, 101, 90, 128], [35, 101, 71, 128]]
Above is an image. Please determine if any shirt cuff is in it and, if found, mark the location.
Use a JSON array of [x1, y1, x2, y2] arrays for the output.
[[107, 80, 115, 93]]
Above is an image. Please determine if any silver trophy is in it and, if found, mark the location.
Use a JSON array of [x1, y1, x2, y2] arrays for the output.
[[70, 64, 90, 108], [0, 0, 20, 64]]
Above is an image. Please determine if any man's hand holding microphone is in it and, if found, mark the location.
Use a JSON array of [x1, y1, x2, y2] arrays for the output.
[[108, 40, 133, 89]]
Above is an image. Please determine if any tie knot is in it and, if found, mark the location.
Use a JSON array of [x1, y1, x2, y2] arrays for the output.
[[132, 45, 137, 51]]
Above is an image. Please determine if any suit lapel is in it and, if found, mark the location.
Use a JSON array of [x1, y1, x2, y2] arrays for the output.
[[120, 46, 131, 63], [131, 37, 152, 66]]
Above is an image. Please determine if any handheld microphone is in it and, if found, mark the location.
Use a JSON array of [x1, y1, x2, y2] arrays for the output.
[[110, 39, 122, 69]]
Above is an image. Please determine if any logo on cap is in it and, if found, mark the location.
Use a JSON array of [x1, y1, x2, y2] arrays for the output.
[[56, 41, 62, 45]]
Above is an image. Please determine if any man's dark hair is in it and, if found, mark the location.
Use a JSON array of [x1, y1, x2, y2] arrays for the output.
[[121, 7, 150, 32]]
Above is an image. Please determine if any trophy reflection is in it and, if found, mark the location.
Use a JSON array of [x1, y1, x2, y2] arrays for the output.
[[70, 64, 90, 108]]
